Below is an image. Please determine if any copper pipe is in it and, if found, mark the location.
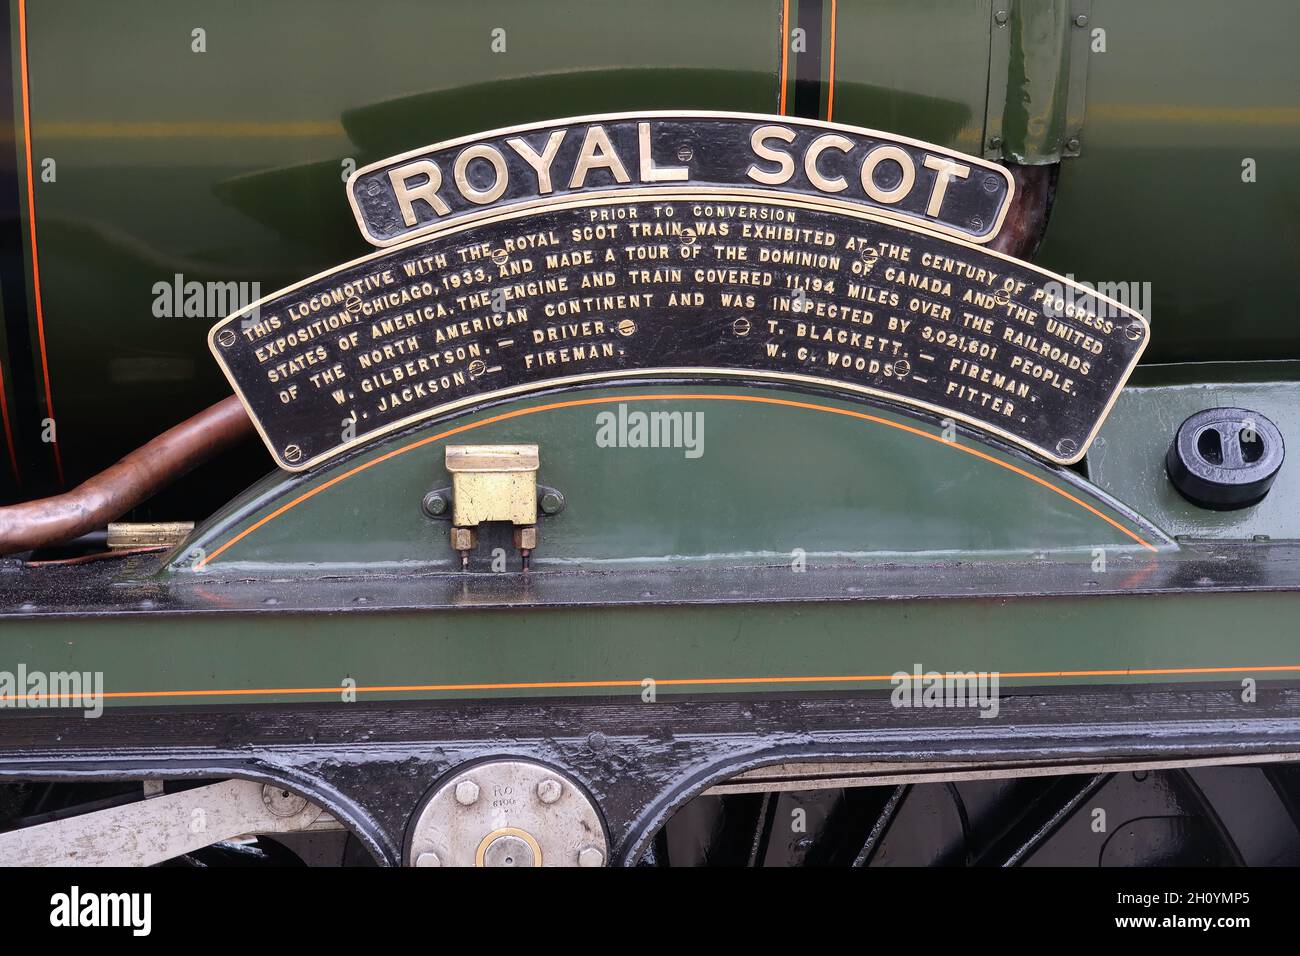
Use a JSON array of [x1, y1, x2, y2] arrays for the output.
[[989, 162, 1059, 260], [0, 395, 253, 556]]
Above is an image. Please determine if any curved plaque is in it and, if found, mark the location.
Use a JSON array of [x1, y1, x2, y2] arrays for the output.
[[347, 111, 1015, 247], [210, 192, 1148, 472]]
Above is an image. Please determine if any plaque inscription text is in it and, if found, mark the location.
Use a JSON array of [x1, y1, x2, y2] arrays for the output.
[[211, 196, 1148, 472]]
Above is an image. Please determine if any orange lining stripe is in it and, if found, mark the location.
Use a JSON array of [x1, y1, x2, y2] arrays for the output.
[[197, 393, 1156, 568], [5, 665, 1299, 703], [826, 0, 838, 121], [778, 0, 790, 114], [17, 0, 61, 484], [0, 360, 18, 483]]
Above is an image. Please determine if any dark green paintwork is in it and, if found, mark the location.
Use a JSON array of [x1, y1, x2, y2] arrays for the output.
[[1036, 0, 1300, 364], [177, 384, 1160, 573], [8, 0, 1294, 492], [1090, 362, 1300, 540], [825, 0, 992, 156], [12, 0, 784, 490], [1, 588, 1296, 708]]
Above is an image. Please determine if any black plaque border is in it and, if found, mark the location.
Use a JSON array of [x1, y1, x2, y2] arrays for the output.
[[210, 191, 1150, 473], [345, 110, 1017, 248]]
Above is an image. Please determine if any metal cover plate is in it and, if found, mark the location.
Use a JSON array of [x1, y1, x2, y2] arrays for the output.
[[406, 759, 607, 867], [210, 195, 1149, 472], [347, 111, 1015, 246]]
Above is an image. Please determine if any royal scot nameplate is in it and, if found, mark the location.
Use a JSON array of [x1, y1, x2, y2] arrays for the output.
[[212, 162, 1149, 473], [347, 112, 1015, 247]]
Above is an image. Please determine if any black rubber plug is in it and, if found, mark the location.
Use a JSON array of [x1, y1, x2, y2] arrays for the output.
[[1166, 407, 1284, 510]]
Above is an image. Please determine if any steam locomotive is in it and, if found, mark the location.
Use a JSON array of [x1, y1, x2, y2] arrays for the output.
[[0, 0, 1297, 868]]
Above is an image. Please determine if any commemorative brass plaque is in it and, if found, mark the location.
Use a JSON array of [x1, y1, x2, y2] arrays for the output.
[[211, 193, 1149, 473], [348, 112, 1014, 247]]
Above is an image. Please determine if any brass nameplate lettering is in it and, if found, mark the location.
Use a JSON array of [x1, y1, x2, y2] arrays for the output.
[[348, 112, 1015, 247]]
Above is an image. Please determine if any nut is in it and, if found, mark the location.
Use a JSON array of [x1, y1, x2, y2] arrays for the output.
[[536, 778, 563, 804], [577, 845, 605, 867], [449, 527, 477, 551], [454, 779, 480, 806], [513, 525, 538, 550]]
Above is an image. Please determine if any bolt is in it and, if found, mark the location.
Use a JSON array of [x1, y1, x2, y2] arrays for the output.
[[1074, 14, 1089, 27], [993, 10, 1008, 25], [1066, 137, 1081, 152], [987, 136, 1003, 150], [415, 851, 441, 867], [216, 328, 237, 348], [422, 491, 448, 516], [577, 845, 605, 867], [536, 778, 563, 804], [454, 779, 480, 806], [539, 491, 564, 515]]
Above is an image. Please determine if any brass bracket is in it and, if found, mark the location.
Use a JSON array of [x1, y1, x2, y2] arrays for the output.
[[443, 444, 540, 570]]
